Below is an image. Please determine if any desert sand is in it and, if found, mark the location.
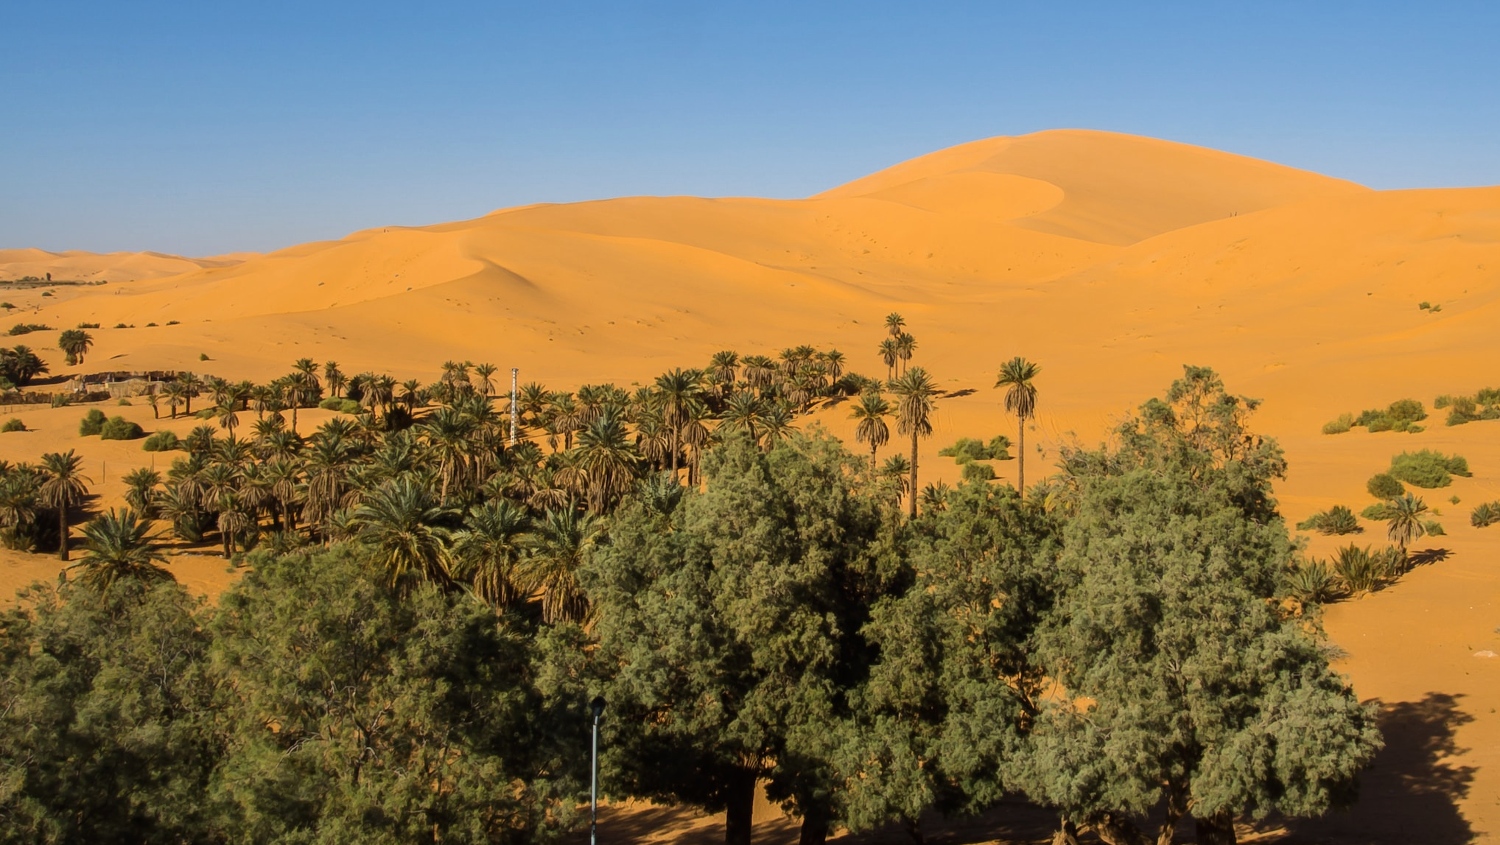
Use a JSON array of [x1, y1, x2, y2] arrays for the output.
[[2, 129, 1497, 842]]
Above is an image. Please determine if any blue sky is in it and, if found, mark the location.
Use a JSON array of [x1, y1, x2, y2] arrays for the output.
[[3, 1, 1497, 255]]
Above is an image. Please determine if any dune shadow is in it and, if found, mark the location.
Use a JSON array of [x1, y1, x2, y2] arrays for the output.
[[1274, 692, 1476, 844], [1407, 548, 1450, 568]]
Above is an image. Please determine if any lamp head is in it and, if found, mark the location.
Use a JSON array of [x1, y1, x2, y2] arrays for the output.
[[590, 696, 607, 720]]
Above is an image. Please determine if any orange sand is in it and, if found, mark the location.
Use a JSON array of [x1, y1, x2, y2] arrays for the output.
[[2, 129, 1497, 841]]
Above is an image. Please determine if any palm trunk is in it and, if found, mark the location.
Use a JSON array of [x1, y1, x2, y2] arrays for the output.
[[724, 768, 757, 845], [670, 425, 680, 483], [871, 442, 878, 472], [291, 404, 298, 435], [1017, 412, 1026, 495], [909, 431, 919, 519], [57, 507, 69, 561]]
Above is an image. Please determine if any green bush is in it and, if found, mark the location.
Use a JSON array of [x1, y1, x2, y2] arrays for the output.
[[938, 435, 1012, 464], [1331, 545, 1394, 595], [166, 320, 179, 325], [1366, 473, 1405, 499], [113, 322, 128, 329], [77, 322, 100, 329], [319, 397, 363, 414], [1296, 505, 1362, 535], [1388, 450, 1470, 489], [1352, 399, 1426, 433], [1361, 502, 1396, 521], [142, 430, 180, 452], [1284, 561, 1345, 604], [1472, 502, 1500, 528], [1, 418, 24, 432], [100, 416, 145, 440], [198, 352, 210, 361], [960, 462, 996, 483], [79, 408, 108, 436], [8, 323, 52, 336], [1322, 413, 1354, 435], [1421, 519, 1445, 537]]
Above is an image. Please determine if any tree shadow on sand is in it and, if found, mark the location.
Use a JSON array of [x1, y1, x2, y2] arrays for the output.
[[1273, 692, 1476, 844]]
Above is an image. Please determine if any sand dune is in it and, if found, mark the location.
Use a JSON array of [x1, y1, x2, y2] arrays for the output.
[[3, 128, 1499, 840], [0, 248, 252, 282]]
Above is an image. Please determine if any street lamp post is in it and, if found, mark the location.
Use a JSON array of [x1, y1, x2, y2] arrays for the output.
[[589, 696, 606, 845]]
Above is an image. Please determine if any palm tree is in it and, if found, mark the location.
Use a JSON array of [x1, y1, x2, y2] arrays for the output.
[[214, 492, 254, 559], [710, 350, 739, 394], [518, 507, 600, 624], [161, 381, 185, 419], [122, 467, 162, 518], [719, 393, 765, 445], [851, 391, 891, 470], [1387, 494, 1429, 553], [995, 357, 1041, 494], [323, 361, 346, 399], [884, 312, 905, 338], [215, 400, 240, 439], [69, 509, 170, 589], [889, 368, 937, 519], [879, 338, 899, 382], [352, 477, 455, 589], [654, 368, 702, 482], [146, 384, 161, 419], [58, 329, 94, 366], [894, 332, 917, 376], [178, 372, 202, 416], [474, 362, 499, 397], [39, 450, 90, 561], [452, 500, 528, 607], [824, 349, 845, 383], [574, 412, 641, 513]]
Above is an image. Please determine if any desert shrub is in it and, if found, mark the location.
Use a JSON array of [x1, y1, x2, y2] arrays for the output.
[[1434, 394, 1453, 409], [960, 462, 996, 483], [1297, 505, 1362, 535], [318, 397, 362, 414], [77, 322, 100, 329], [166, 320, 179, 325], [1353, 399, 1426, 433], [1421, 519, 1445, 537], [1472, 502, 1500, 528], [8, 323, 52, 336], [79, 408, 108, 436], [1388, 450, 1470, 488], [938, 435, 1011, 464], [117, 398, 132, 406], [1418, 301, 1432, 310], [194, 408, 215, 419], [1332, 545, 1400, 595], [142, 430, 180, 452], [100, 416, 145, 440], [1284, 561, 1345, 604], [146, 322, 158, 327], [1366, 473, 1405, 499], [198, 352, 210, 361], [1, 418, 24, 432], [1361, 502, 1396, 521], [113, 322, 128, 329], [49, 394, 71, 408], [1322, 413, 1354, 435]]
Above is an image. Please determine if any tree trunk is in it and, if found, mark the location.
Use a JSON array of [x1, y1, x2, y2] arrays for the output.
[[1017, 412, 1026, 494], [901, 815, 925, 845], [909, 431, 919, 519], [291, 404, 298, 435], [1155, 784, 1187, 845], [1194, 811, 1237, 845], [724, 768, 757, 845], [870, 443, 878, 472], [1093, 812, 1148, 845], [1051, 817, 1079, 845], [797, 800, 830, 845], [57, 507, 69, 561]]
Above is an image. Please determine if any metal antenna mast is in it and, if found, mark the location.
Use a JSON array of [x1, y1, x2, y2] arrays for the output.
[[510, 367, 519, 446]]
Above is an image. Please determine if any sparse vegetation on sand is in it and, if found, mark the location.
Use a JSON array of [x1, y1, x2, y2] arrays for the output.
[[1436, 387, 1500, 426], [938, 434, 1012, 463], [1324, 398, 1427, 434], [0, 347, 1385, 844], [1, 418, 25, 433], [1472, 501, 1500, 528], [1296, 504, 1362, 535], [6, 322, 52, 336], [1387, 449, 1471, 489]]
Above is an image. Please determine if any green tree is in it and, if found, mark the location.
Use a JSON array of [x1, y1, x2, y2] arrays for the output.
[[1385, 492, 1428, 552], [585, 432, 899, 845], [994, 356, 1041, 493], [351, 476, 455, 590], [451, 499, 528, 607], [209, 545, 580, 843], [39, 449, 90, 561], [518, 507, 600, 624], [889, 367, 938, 519], [1017, 369, 1380, 845], [850, 391, 891, 471], [70, 508, 171, 589], [654, 368, 702, 482], [58, 328, 94, 366]]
